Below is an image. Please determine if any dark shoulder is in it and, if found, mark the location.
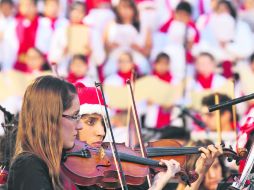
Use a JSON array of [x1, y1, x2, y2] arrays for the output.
[[7, 153, 53, 190], [11, 152, 47, 168]]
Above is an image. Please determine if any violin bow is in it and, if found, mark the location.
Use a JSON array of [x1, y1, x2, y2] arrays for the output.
[[94, 82, 128, 190], [126, 79, 152, 187], [228, 143, 254, 190], [215, 94, 222, 144], [127, 69, 138, 148]]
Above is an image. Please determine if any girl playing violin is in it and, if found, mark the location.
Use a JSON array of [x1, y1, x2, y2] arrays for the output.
[[6, 75, 183, 190], [177, 139, 227, 190], [74, 82, 223, 190]]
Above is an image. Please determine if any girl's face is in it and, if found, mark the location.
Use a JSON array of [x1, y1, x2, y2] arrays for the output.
[[26, 48, 44, 71], [70, 4, 85, 24], [69, 59, 88, 77], [79, 114, 105, 147], [118, 53, 134, 73], [217, 3, 231, 15], [195, 55, 215, 77], [44, 0, 59, 19], [203, 158, 223, 190], [61, 95, 83, 149], [0, 2, 13, 17], [154, 58, 170, 75], [117, 1, 135, 23], [19, 0, 37, 19]]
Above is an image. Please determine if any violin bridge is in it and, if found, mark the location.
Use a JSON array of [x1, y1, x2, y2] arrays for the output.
[[99, 147, 105, 159]]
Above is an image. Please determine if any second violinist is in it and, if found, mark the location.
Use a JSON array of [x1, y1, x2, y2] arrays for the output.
[[74, 82, 223, 190]]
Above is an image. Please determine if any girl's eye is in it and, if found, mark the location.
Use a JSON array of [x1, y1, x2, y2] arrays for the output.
[[86, 119, 95, 125]]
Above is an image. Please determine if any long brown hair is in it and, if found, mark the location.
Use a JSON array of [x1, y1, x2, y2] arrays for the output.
[[14, 75, 76, 189]]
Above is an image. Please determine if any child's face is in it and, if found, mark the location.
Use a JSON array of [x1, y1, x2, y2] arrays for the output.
[[70, 59, 88, 77], [118, 53, 134, 73], [44, 0, 59, 19], [117, 1, 135, 22], [79, 114, 105, 147], [26, 48, 44, 71], [154, 58, 169, 75], [0, 2, 13, 17], [70, 4, 85, 23], [19, 0, 37, 18], [195, 55, 215, 76], [174, 10, 191, 23]]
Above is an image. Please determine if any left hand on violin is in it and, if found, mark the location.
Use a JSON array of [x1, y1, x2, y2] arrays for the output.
[[195, 144, 223, 175]]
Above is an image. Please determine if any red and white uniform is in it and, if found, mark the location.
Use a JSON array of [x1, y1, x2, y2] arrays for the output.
[[66, 72, 95, 87], [0, 14, 16, 71], [193, 13, 254, 64], [42, 16, 68, 31], [160, 17, 200, 64], [103, 22, 150, 77], [190, 73, 226, 91], [103, 70, 133, 86], [151, 17, 199, 80], [4, 15, 52, 72], [144, 71, 177, 128], [48, 22, 105, 77]]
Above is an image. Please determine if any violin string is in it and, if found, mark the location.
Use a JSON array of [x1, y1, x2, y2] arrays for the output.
[[95, 83, 126, 190]]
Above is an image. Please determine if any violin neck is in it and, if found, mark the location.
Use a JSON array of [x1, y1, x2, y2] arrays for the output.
[[146, 147, 201, 157], [118, 152, 163, 168]]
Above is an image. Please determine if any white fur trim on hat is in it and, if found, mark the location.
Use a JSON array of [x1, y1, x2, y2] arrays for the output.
[[80, 104, 107, 116]]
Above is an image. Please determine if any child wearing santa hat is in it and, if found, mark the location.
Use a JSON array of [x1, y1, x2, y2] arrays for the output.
[[74, 82, 107, 148]]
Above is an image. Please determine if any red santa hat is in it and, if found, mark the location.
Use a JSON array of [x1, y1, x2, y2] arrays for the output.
[[75, 82, 107, 116]]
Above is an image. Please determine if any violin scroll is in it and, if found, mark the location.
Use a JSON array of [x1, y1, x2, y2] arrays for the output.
[[222, 147, 247, 165]]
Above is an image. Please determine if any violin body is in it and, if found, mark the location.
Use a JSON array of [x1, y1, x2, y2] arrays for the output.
[[61, 140, 149, 188], [62, 139, 247, 189]]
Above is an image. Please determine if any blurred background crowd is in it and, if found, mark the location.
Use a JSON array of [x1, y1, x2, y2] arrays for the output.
[[1, 0, 254, 189]]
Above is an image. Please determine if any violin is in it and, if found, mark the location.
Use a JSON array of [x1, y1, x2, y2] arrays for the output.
[[62, 140, 166, 188], [61, 139, 247, 189]]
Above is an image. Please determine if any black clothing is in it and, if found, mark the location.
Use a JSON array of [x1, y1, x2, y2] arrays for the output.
[[7, 153, 53, 190]]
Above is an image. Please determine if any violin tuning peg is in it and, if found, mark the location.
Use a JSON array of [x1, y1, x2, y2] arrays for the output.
[[229, 145, 233, 150], [220, 142, 225, 148], [238, 148, 248, 158]]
